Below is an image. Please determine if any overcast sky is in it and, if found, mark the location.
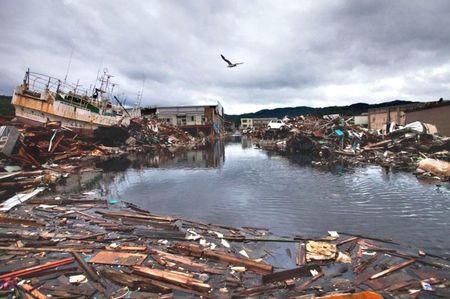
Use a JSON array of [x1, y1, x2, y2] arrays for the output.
[[1, 1, 450, 114]]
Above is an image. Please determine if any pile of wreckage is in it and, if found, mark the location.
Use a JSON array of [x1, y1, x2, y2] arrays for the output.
[[93, 117, 206, 151], [0, 120, 106, 201], [126, 117, 206, 151], [0, 117, 206, 202], [0, 193, 448, 298], [250, 116, 450, 180]]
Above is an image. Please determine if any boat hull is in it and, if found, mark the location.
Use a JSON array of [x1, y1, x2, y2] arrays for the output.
[[12, 90, 130, 135]]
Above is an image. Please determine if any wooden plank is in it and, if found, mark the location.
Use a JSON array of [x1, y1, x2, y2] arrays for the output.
[[133, 266, 211, 292], [150, 249, 223, 274], [369, 259, 416, 280], [173, 242, 273, 274], [72, 252, 110, 297], [134, 228, 186, 240], [19, 283, 47, 299], [296, 272, 324, 291], [105, 245, 147, 251], [96, 210, 175, 222], [0, 257, 74, 280], [337, 237, 358, 246], [100, 268, 171, 293], [353, 254, 379, 274], [72, 252, 100, 282], [337, 232, 399, 244], [262, 265, 321, 284], [0, 171, 23, 181], [88, 250, 147, 266], [296, 243, 306, 265], [105, 268, 213, 298], [0, 246, 93, 253], [235, 280, 295, 297], [0, 216, 44, 227]]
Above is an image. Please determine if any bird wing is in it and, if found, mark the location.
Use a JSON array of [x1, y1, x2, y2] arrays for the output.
[[235, 62, 244, 65], [221, 54, 233, 66]]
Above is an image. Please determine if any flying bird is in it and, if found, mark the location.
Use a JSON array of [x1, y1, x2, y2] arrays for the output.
[[221, 54, 244, 68]]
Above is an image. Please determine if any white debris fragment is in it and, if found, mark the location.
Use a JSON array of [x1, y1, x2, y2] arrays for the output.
[[69, 274, 87, 284], [239, 249, 250, 258], [221, 239, 230, 248]]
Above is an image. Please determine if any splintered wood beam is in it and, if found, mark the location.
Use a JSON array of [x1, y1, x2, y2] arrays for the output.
[[172, 242, 273, 274], [296, 243, 306, 265], [370, 259, 416, 280], [132, 266, 211, 292], [0, 257, 74, 280]]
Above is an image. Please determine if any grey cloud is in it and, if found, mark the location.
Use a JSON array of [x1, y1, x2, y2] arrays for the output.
[[1, 0, 450, 114]]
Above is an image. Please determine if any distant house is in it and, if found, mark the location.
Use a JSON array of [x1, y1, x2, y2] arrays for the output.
[[142, 102, 224, 138], [241, 117, 278, 130], [404, 101, 450, 136]]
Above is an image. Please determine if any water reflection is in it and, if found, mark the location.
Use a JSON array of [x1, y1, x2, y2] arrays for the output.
[[61, 137, 450, 258], [163, 140, 225, 169], [96, 140, 225, 171]]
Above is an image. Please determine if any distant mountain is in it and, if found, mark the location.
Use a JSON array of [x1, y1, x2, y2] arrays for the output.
[[0, 95, 14, 117], [225, 100, 417, 124]]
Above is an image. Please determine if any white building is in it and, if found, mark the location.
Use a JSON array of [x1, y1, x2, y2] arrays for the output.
[[241, 117, 278, 130]]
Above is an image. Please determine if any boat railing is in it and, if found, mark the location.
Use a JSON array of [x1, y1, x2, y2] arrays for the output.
[[20, 69, 133, 117], [23, 70, 90, 98]]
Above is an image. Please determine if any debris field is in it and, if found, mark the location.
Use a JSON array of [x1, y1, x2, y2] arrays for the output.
[[0, 193, 449, 298]]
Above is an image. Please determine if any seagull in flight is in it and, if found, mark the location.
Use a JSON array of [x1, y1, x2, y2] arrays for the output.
[[221, 54, 244, 68]]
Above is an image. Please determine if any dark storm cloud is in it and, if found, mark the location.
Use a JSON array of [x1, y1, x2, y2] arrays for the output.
[[1, 0, 449, 113]]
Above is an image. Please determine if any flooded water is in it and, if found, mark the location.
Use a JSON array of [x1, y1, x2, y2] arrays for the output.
[[92, 137, 450, 258]]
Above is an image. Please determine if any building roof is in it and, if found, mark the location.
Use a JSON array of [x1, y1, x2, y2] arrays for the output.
[[147, 104, 221, 109]]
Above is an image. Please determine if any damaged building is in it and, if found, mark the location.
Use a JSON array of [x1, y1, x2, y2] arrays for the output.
[[142, 103, 224, 138], [368, 100, 450, 135]]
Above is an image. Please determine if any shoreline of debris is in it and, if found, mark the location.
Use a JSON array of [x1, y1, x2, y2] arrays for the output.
[[0, 117, 213, 202], [246, 115, 450, 181], [0, 192, 448, 298]]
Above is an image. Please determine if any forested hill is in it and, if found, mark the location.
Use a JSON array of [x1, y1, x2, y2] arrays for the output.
[[225, 100, 416, 123], [0, 95, 14, 117]]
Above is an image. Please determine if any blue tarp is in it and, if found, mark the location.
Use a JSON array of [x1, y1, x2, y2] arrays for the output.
[[335, 129, 344, 137]]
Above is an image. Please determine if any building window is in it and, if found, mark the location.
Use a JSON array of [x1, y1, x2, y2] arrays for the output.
[[201, 116, 206, 123], [177, 116, 186, 126], [191, 116, 195, 122], [242, 119, 247, 123]]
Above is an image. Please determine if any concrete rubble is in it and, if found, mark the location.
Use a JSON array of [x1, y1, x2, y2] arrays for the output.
[[245, 115, 450, 181], [0, 193, 448, 298]]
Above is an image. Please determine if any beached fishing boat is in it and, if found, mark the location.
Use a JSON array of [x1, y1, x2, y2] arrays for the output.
[[11, 69, 140, 135]]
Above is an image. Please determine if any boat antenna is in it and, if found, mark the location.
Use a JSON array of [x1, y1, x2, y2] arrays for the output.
[[93, 58, 103, 94], [137, 75, 145, 107], [64, 47, 74, 83], [114, 95, 131, 117]]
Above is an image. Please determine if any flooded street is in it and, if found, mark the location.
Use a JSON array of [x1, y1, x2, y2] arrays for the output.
[[93, 137, 450, 258]]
